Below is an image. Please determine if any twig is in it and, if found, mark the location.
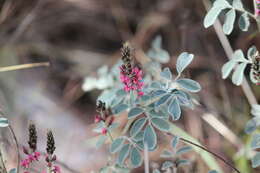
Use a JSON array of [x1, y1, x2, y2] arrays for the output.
[[144, 143, 149, 173], [0, 150, 7, 173], [179, 137, 241, 173], [0, 62, 50, 72], [8, 125, 20, 173]]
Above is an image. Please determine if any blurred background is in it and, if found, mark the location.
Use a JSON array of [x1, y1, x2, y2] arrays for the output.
[[0, 0, 259, 172]]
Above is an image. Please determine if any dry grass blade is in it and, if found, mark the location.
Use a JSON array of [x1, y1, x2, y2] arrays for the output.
[[0, 62, 50, 72]]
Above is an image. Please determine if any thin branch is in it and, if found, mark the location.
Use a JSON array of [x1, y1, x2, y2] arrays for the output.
[[0, 62, 50, 72], [8, 125, 20, 173], [144, 143, 149, 173], [179, 137, 241, 173], [0, 150, 7, 173]]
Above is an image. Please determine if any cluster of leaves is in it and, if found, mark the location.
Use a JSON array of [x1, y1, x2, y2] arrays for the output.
[[107, 52, 200, 169], [204, 0, 251, 34], [244, 104, 260, 168], [221, 46, 259, 85], [85, 37, 202, 171], [152, 136, 192, 173], [204, 1, 260, 168]]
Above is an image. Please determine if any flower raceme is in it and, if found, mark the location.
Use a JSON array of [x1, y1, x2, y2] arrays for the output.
[[119, 43, 144, 96]]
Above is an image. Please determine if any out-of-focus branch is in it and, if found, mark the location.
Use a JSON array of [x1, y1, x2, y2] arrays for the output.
[[202, 0, 258, 106]]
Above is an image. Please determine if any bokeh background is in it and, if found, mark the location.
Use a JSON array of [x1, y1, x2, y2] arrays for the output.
[[0, 0, 260, 172]]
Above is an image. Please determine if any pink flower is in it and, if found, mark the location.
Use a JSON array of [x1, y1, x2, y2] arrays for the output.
[[94, 115, 102, 123], [28, 154, 34, 162], [138, 91, 144, 96], [53, 165, 61, 173], [21, 159, 30, 168], [33, 152, 41, 160], [101, 128, 107, 134], [119, 66, 144, 96]]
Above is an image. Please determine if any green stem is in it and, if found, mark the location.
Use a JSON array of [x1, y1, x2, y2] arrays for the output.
[[107, 131, 114, 142]]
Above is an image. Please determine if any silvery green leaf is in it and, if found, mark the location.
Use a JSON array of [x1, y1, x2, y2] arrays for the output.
[[152, 90, 167, 97], [147, 36, 170, 63], [156, 94, 172, 107], [112, 104, 128, 115], [251, 134, 260, 150], [151, 118, 170, 132], [132, 131, 144, 142], [238, 13, 250, 31], [136, 140, 144, 150], [113, 165, 131, 173], [176, 52, 194, 74], [99, 166, 109, 173], [130, 117, 147, 137], [143, 125, 157, 151], [231, 63, 247, 85], [160, 150, 173, 158], [128, 107, 144, 119], [150, 81, 162, 89], [244, 117, 260, 134], [117, 144, 131, 166], [204, 0, 231, 27], [148, 109, 168, 119], [9, 169, 17, 173], [110, 137, 126, 153], [108, 122, 119, 130], [247, 46, 257, 60], [93, 121, 106, 133], [176, 159, 190, 166], [176, 79, 201, 93], [151, 35, 162, 49], [223, 8, 236, 35], [168, 97, 181, 120], [222, 60, 236, 79], [130, 147, 142, 168], [208, 170, 218, 173], [153, 169, 161, 173], [252, 152, 260, 168], [174, 90, 192, 107], [232, 0, 244, 10], [0, 117, 8, 127], [252, 104, 260, 116], [213, 0, 231, 8], [96, 135, 107, 148], [171, 136, 179, 149], [160, 67, 172, 80], [116, 89, 127, 97], [161, 161, 174, 170], [176, 146, 192, 155], [231, 50, 248, 62]]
